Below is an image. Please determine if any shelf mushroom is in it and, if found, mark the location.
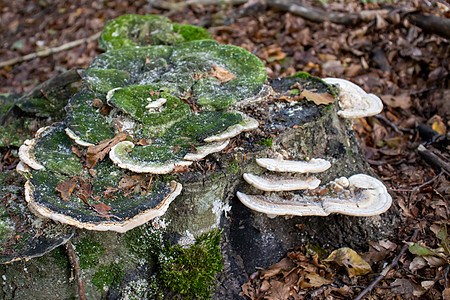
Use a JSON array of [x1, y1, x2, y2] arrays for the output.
[[323, 78, 383, 118], [238, 166, 392, 217], [17, 124, 183, 233]]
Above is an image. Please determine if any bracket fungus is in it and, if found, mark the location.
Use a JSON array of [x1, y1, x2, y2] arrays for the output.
[[18, 124, 183, 233], [14, 17, 268, 233], [0, 171, 74, 264], [323, 78, 383, 118], [98, 14, 212, 50], [238, 155, 392, 217]]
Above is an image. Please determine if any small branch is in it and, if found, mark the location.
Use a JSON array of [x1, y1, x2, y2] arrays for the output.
[[266, 0, 389, 25], [0, 32, 101, 68], [407, 12, 450, 40], [64, 241, 86, 300], [417, 145, 450, 174], [353, 229, 419, 300]]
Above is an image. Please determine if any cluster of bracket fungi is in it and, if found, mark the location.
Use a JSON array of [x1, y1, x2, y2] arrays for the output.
[[2, 14, 392, 263]]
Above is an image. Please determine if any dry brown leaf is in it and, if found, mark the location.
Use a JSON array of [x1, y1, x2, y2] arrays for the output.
[[118, 174, 141, 189], [86, 132, 128, 168], [209, 65, 237, 83], [300, 89, 334, 105], [92, 202, 111, 215], [299, 272, 333, 289], [91, 97, 103, 108], [260, 257, 296, 279], [324, 247, 372, 277], [265, 280, 291, 300], [381, 93, 411, 109], [55, 177, 78, 201]]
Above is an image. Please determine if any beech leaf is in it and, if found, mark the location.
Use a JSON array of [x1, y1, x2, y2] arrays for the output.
[[300, 89, 335, 105], [324, 247, 372, 277], [55, 177, 78, 201]]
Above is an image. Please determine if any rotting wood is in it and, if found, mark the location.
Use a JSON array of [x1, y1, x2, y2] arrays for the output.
[[407, 12, 450, 40]]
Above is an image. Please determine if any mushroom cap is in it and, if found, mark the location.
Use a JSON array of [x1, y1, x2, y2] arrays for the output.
[[237, 174, 392, 217], [323, 78, 383, 118], [18, 139, 44, 170], [322, 174, 392, 216], [256, 158, 331, 173], [98, 14, 212, 51], [243, 173, 320, 192], [204, 114, 259, 142], [19, 124, 184, 232], [184, 140, 230, 161], [236, 191, 329, 216]]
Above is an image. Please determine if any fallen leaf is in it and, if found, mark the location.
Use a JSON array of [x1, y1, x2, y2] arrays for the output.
[[92, 202, 111, 215], [86, 132, 128, 168], [55, 177, 78, 201], [443, 288, 450, 300], [265, 280, 291, 300], [409, 256, 427, 272], [324, 247, 372, 277], [408, 243, 438, 256], [71, 144, 83, 158], [118, 174, 141, 189], [300, 272, 333, 288], [209, 65, 237, 83], [380, 93, 411, 109], [260, 257, 296, 279], [300, 89, 335, 105]]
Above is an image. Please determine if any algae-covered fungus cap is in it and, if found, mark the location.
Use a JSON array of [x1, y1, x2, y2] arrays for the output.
[[322, 174, 392, 216], [20, 124, 183, 233], [256, 157, 331, 173], [323, 78, 383, 118], [243, 173, 321, 192], [0, 170, 74, 265], [98, 14, 212, 50]]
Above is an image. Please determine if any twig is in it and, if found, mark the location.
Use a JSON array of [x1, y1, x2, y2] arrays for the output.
[[64, 241, 86, 300], [0, 32, 101, 68], [390, 170, 444, 192], [417, 145, 450, 174], [353, 229, 419, 300], [375, 115, 402, 134]]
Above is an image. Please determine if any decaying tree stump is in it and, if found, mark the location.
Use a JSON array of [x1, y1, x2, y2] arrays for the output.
[[0, 15, 400, 299]]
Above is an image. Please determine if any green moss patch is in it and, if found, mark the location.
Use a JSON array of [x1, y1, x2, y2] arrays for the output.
[[98, 14, 212, 51], [92, 262, 125, 291]]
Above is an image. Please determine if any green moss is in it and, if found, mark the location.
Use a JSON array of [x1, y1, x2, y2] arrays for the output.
[[74, 237, 105, 269], [98, 14, 212, 51], [229, 158, 240, 175], [287, 72, 311, 80], [51, 246, 70, 270], [84, 68, 131, 94], [258, 137, 273, 147], [159, 229, 223, 300], [92, 262, 125, 291], [124, 223, 163, 259]]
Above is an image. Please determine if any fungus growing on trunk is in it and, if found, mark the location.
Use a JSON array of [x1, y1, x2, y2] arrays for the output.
[[237, 174, 392, 217], [18, 125, 183, 233], [323, 78, 383, 118]]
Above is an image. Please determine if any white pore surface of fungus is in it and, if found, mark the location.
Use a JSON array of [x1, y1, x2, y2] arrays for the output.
[[256, 157, 331, 173], [243, 173, 320, 192], [323, 78, 383, 118]]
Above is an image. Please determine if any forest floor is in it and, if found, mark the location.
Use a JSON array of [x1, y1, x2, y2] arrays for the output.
[[1, 0, 449, 299]]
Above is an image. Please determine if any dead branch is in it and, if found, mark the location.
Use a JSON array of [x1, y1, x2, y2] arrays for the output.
[[354, 229, 419, 300], [418, 145, 450, 174], [0, 32, 101, 69], [64, 241, 86, 300], [266, 0, 389, 25], [407, 12, 450, 40]]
